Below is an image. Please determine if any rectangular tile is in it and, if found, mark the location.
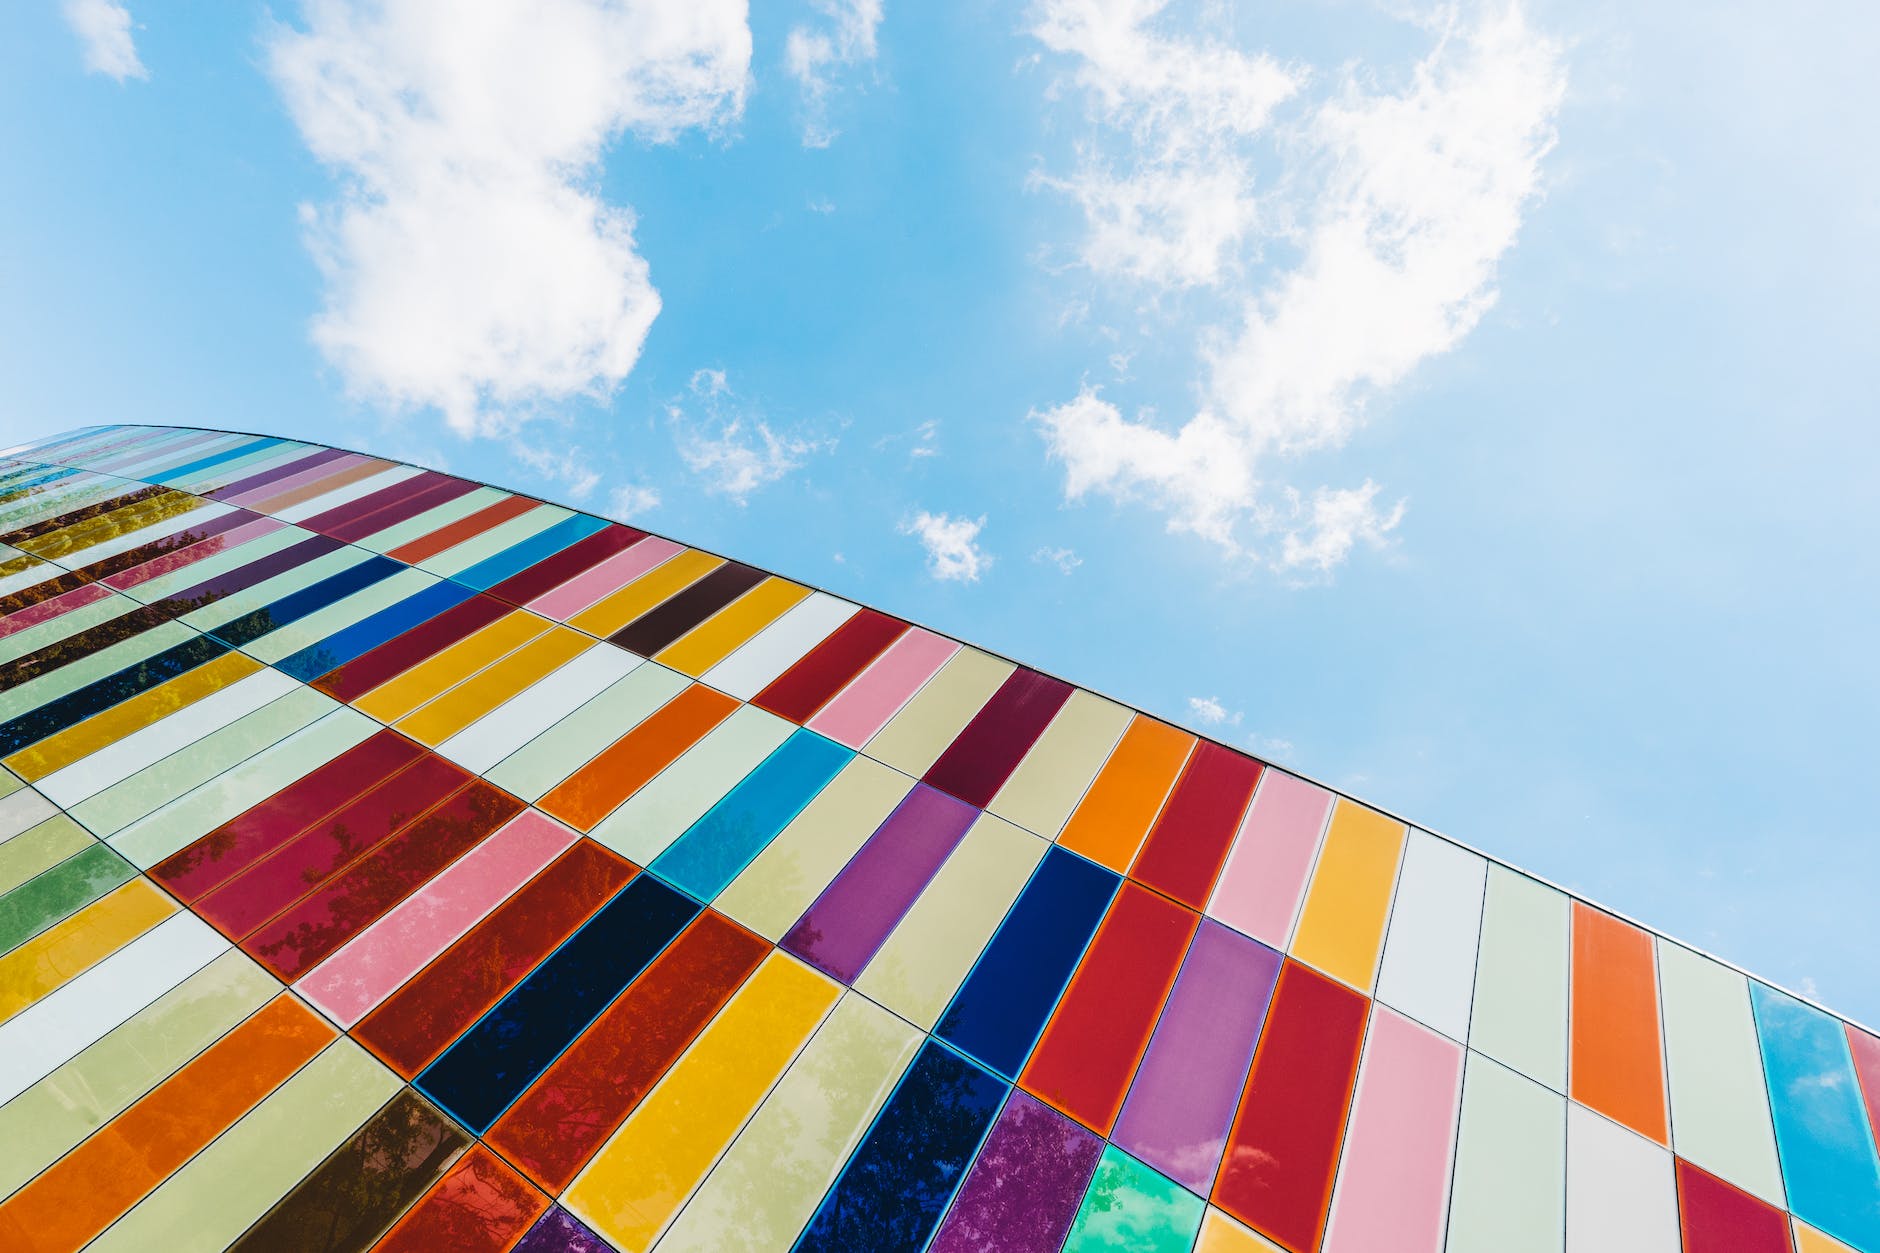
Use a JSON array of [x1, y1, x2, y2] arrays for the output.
[[0, 877, 176, 1021], [804, 624, 958, 746], [0, 841, 136, 953], [589, 704, 794, 865], [435, 641, 639, 774], [1021, 881, 1199, 1135], [296, 808, 578, 1026], [353, 610, 549, 723], [486, 661, 689, 802], [699, 589, 857, 700], [538, 682, 738, 831], [373, 1144, 550, 1253], [865, 646, 1015, 777], [782, 781, 979, 983], [1565, 1103, 1679, 1253], [1445, 1052, 1566, 1253], [653, 728, 852, 903], [657, 991, 922, 1253], [793, 1038, 1008, 1253], [395, 627, 592, 746], [0, 909, 228, 1105], [656, 575, 810, 676], [937, 843, 1120, 1078], [930, 1088, 1105, 1253], [1657, 940, 1786, 1204], [987, 687, 1132, 840], [566, 546, 722, 638], [1677, 1160, 1794, 1253], [1111, 919, 1283, 1195], [1206, 770, 1334, 948], [1469, 865, 1570, 1090], [1130, 741, 1264, 910], [1321, 1008, 1464, 1253], [1061, 1145, 1206, 1253], [751, 607, 909, 723], [352, 839, 635, 1076], [1751, 982, 1880, 1249], [1284, 797, 1407, 993], [1373, 830, 1487, 1041], [562, 951, 840, 1252], [525, 534, 682, 621], [484, 523, 644, 607], [610, 560, 766, 656], [486, 909, 770, 1191], [714, 754, 913, 942], [1569, 903, 1668, 1143], [1211, 960, 1370, 1252], [418, 874, 699, 1132], [1056, 714, 1193, 874], [312, 592, 509, 702]]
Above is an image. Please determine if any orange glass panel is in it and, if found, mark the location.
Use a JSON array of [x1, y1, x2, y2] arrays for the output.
[[1569, 903, 1668, 1143], [1055, 716, 1193, 873]]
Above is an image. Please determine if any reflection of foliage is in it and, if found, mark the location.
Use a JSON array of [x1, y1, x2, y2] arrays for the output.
[[228, 1088, 467, 1252], [930, 1090, 1102, 1249], [797, 1043, 1005, 1251], [248, 781, 521, 977]]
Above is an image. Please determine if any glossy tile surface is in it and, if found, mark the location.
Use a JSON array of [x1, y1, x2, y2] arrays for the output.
[[1, 425, 1872, 1253]]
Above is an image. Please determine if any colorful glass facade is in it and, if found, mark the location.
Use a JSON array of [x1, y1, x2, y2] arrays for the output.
[[0, 422, 1874, 1252]]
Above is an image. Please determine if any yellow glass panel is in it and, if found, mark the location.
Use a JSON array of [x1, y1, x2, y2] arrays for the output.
[[351, 611, 546, 723], [0, 878, 175, 1021], [1196, 1208, 1288, 1253], [19, 490, 201, 561], [1287, 799, 1407, 991], [0, 554, 42, 579], [564, 951, 839, 1252], [4, 651, 261, 781], [568, 549, 723, 638], [656, 577, 810, 676], [1795, 1221, 1859, 1253], [396, 629, 592, 745]]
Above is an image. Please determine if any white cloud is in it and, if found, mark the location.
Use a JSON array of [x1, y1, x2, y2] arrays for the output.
[[1032, 1, 1565, 574], [671, 369, 835, 503], [610, 482, 662, 518], [267, 0, 751, 438], [786, 0, 882, 147], [1187, 694, 1241, 726], [64, 0, 147, 82], [901, 511, 990, 582], [511, 439, 603, 501], [1032, 545, 1082, 573]]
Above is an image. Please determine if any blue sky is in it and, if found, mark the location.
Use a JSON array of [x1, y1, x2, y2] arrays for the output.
[[4, 0, 1878, 1022]]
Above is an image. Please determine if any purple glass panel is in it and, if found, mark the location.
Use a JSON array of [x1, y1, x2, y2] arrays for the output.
[[929, 1090, 1103, 1253], [205, 447, 349, 501], [1110, 918, 1283, 1193], [511, 1207, 611, 1253], [781, 784, 977, 984]]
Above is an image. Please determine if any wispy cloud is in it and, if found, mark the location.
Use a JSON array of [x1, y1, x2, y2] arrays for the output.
[[609, 482, 661, 519], [267, 1, 750, 438], [786, 0, 883, 147], [902, 511, 991, 582], [1032, 1, 1565, 576], [511, 439, 602, 501], [671, 369, 836, 504], [63, 0, 147, 82], [1187, 694, 1241, 726], [1033, 545, 1082, 574]]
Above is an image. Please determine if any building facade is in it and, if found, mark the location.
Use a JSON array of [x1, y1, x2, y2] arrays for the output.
[[0, 423, 1873, 1252]]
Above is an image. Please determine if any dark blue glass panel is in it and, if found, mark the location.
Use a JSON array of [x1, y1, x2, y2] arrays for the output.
[[794, 1041, 1008, 1253], [275, 578, 477, 682], [935, 846, 1119, 1078], [652, 728, 853, 903], [452, 513, 611, 591], [0, 633, 229, 754], [416, 874, 699, 1133], [212, 555, 404, 647], [155, 437, 286, 484]]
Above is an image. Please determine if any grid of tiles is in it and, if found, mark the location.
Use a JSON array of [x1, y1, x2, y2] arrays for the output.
[[0, 421, 1875, 1253]]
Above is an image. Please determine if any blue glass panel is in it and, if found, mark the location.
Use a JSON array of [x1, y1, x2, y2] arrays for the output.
[[453, 513, 611, 591], [212, 554, 404, 647], [417, 874, 699, 1133], [935, 845, 1119, 1078], [794, 1040, 1008, 1252], [1751, 982, 1880, 1249], [154, 437, 286, 484], [651, 728, 853, 903], [274, 578, 475, 682]]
